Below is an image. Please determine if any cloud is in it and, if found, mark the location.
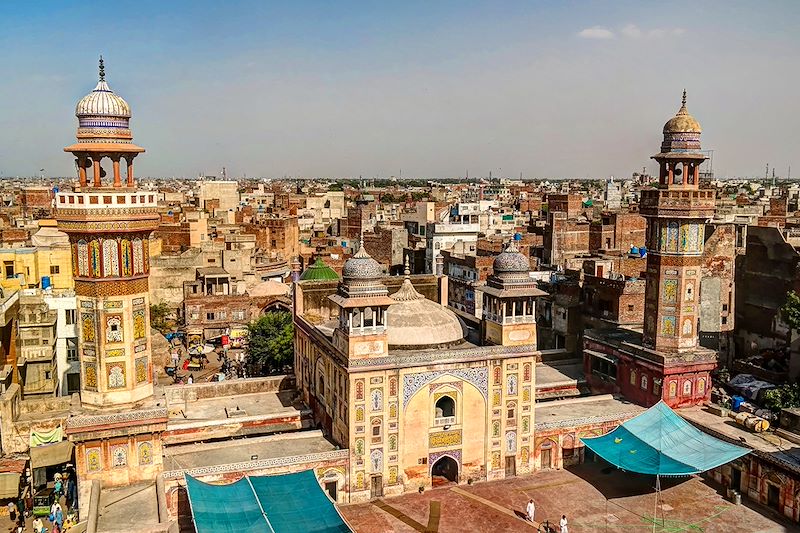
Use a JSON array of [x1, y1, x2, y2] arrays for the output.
[[620, 24, 686, 39], [577, 26, 615, 39], [621, 24, 642, 39]]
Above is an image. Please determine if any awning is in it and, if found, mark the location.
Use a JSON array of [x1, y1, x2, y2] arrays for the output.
[[186, 470, 352, 533], [581, 401, 749, 476], [30, 440, 74, 469], [0, 473, 21, 499]]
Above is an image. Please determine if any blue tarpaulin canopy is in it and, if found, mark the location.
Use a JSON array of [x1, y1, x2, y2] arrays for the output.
[[581, 401, 750, 476], [186, 470, 353, 533]]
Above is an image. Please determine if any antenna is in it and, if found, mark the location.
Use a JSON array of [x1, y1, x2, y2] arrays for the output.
[[766, 163, 769, 180]]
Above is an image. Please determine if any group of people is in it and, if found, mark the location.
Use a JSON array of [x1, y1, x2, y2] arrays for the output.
[[526, 499, 569, 533], [6, 470, 77, 533]]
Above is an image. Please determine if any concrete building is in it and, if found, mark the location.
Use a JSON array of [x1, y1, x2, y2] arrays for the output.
[[16, 292, 58, 397], [424, 221, 479, 274], [197, 180, 239, 213]]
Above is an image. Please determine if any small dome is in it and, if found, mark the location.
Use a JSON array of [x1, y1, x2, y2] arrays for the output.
[[300, 258, 339, 281], [76, 79, 131, 118], [493, 241, 530, 273], [387, 275, 464, 348], [663, 90, 701, 134], [342, 242, 382, 280]]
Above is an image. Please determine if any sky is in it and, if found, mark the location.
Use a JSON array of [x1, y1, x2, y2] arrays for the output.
[[0, 1, 798, 179]]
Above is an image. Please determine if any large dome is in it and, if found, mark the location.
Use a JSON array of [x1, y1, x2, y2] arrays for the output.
[[663, 90, 701, 134], [386, 273, 464, 349], [493, 241, 530, 273], [342, 242, 383, 280]]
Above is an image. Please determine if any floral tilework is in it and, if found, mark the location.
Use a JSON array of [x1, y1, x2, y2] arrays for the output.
[[108, 362, 126, 389], [135, 357, 148, 384]]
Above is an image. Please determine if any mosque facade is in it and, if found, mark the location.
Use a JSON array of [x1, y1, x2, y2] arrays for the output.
[[294, 244, 546, 501]]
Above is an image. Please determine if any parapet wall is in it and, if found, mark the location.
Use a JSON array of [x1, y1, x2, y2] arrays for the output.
[[163, 375, 294, 406]]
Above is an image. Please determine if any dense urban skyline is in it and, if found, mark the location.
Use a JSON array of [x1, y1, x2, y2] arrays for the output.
[[1, 1, 798, 179]]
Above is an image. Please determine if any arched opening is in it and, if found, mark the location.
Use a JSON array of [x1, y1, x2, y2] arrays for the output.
[[435, 395, 455, 420], [431, 455, 458, 485]]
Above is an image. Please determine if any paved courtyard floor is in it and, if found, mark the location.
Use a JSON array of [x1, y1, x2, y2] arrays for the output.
[[340, 462, 792, 532]]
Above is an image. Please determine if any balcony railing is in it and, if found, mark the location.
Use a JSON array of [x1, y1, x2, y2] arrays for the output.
[[434, 416, 456, 427]]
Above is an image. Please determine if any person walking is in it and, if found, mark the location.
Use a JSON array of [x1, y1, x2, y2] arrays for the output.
[[526, 499, 536, 522], [187, 374, 194, 384], [7, 500, 17, 523], [32, 516, 45, 533], [560, 514, 568, 533]]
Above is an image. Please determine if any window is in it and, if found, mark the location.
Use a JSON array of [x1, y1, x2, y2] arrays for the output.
[[640, 375, 648, 390], [435, 395, 456, 425], [507, 406, 515, 420], [66, 338, 78, 362], [722, 304, 728, 311], [653, 378, 662, 396], [683, 380, 693, 396], [627, 304, 634, 312], [630, 370, 636, 385], [65, 309, 76, 325], [4, 261, 14, 279], [721, 317, 727, 325], [50, 265, 60, 275], [45, 371, 51, 380], [206, 312, 216, 320]]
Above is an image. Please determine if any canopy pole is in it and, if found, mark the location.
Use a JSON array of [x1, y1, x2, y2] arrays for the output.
[[652, 474, 660, 533]]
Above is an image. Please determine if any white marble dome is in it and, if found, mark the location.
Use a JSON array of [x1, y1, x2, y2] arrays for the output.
[[76, 79, 131, 118]]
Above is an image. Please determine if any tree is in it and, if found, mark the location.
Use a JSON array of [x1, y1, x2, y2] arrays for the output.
[[762, 382, 800, 413], [781, 291, 800, 331], [246, 311, 294, 375], [150, 303, 172, 334]]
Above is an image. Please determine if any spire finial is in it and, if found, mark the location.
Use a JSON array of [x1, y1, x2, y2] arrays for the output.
[[404, 255, 411, 277], [681, 88, 687, 108], [99, 55, 105, 81]]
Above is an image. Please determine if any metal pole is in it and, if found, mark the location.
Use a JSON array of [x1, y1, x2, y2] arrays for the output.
[[652, 474, 660, 533]]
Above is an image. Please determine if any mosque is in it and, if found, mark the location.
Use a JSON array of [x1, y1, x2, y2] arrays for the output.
[[294, 241, 546, 500]]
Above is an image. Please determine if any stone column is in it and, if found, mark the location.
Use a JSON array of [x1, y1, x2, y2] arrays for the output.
[[112, 157, 121, 187], [126, 157, 134, 187], [93, 158, 101, 187], [78, 156, 88, 187]]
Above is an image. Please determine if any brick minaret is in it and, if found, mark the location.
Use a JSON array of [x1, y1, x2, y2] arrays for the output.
[[640, 91, 715, 352], [56, 58, 160, 407]]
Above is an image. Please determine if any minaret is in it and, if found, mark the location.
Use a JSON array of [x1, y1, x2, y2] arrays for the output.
[[55, 58, 160, 407], [640, 91, 715, 352]]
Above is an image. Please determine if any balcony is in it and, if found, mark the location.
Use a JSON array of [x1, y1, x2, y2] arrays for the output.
[[434, 416, 456, 427], [639, 189, 715, 218]]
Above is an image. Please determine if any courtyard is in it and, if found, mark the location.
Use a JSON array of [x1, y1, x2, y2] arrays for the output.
[[340, 462, 792, 532]]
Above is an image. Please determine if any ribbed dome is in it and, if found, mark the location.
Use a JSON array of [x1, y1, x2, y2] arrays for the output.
[[663, 90, 701, 134], [493, 241, 530, 273], [387, 274, 464, 348], [342, 242, 383, 280], [300, 258, 339, 281], [76, 79, 131, 118]]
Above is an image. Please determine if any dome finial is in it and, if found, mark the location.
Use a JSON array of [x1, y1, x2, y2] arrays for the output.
[[681, 88, 687, 107], [404, 255, 411, 277], [99, 55, 105, 82]]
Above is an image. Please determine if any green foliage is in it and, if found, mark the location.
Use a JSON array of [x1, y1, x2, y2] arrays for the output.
[[246, 312, 294, 374], [149, 303, 172, 334], [781, 291, 800, 331], [762, 382, 800, 412]]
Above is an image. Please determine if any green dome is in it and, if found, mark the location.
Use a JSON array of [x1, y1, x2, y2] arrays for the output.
[[299, 258, 339, 281]]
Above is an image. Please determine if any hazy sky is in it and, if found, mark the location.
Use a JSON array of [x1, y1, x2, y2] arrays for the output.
[[1, 1, 798, 179]]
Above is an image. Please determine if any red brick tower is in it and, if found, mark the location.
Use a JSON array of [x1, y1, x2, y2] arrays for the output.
[[640, 91, 716, 352]]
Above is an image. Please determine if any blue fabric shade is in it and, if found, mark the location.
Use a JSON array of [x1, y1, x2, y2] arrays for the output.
[[581, 401, 749, 476], [186, 470, 352, 533]]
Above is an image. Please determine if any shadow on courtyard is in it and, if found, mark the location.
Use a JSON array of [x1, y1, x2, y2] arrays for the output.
[[565, 460, 689, 500]]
